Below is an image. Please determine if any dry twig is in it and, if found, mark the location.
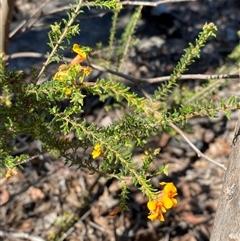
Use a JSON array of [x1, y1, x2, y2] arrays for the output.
[[9, 0, 51, 39], [4, 52, 239, 84], [120, 0, 196, 6], [0, 230, 45, 241], [169, 122, 227, 170]]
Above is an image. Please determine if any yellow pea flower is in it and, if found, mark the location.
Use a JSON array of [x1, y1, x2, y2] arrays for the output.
[[64, 88, 72, 96], [147, 200, 166, 221], [92, 144, 104, 159], [5, 168, 18, 179], [147, 182, 178, 221], [160, 182, 178, 209], [72, 44, 87, 63], [53, 43, 92, 86]]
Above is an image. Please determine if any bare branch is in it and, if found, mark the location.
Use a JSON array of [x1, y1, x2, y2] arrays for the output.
[[169, 122, 227, 170], [16, 154, 42, 165], [90, 63, 240, 83], [4, 52, 239, 84], [140, 73, 240, 83], [4, 51, 49, 60], [10, 4, 108, 39], [9, 0, 51, 39], [120, 0, 196, 7], [58, 211, 90, 241], [0, 230, 45, 241]]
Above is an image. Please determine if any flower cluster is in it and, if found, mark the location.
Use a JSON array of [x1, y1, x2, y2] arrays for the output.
[[53, 43, 92, 93], [92, 144, 104, 159], [147, 182, 177, 221]]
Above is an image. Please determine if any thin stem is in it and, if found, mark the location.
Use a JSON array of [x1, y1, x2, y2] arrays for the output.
[[36, 0, 83, 81], [0, 230, 45, 241], [4, 52, 239, 84], [9, 0, 51, 39], [121, 0, 196, 6], [169, 122, 227, 170]]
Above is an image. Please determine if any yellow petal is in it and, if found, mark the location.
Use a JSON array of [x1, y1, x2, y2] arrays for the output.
[[158, 212, 165, 222], [160, 205, 167, 213], [5, 170, 11, 179], [65, 88, 72, 96], [147, 201, 156, 211], [53, 72, 60, 80], [92, 149, 101, 159], [92, 144, 103, 159], [72, 44, 87, 60], [83, 66, 92, 76], [5, 169, 18, 179], [148, 212, 158, 221], [53, 72, 65, 81], [58, 64, 68, 71], [162, 195, 173, 209], [172, 198, 178, 205], [164, 182, 177, 194]]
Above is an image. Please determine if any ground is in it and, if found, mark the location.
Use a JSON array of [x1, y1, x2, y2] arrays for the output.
[[0, 0, 240, 240]]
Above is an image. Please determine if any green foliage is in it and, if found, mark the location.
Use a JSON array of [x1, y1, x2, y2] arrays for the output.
[[0, 0, 239, 211], [83, 0, 119, 9], [117, 5, 143, 72], [153, 23, 218, 101]]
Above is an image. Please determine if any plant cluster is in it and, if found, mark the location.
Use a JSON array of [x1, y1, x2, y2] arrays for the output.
[[0, 0, 239, 221]]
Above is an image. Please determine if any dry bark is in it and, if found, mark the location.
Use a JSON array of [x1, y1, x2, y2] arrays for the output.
[[210, 112, 240, 241], [0, 0, 15, 54]]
